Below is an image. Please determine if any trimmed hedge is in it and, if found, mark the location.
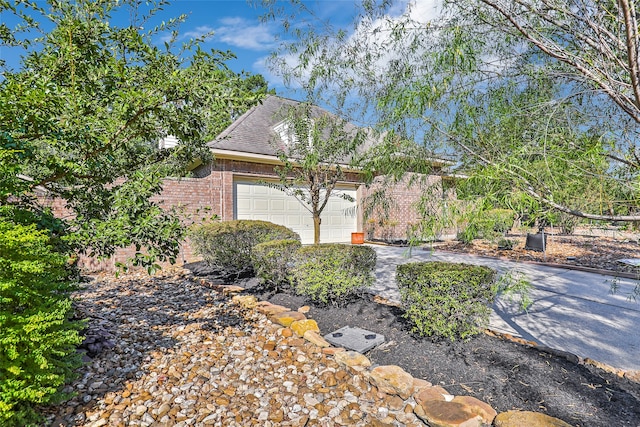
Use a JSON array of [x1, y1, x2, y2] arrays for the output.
[[252, 239, 301, 289], [289, 244, 376, 305], [189, 220, 300, 279], [0, 220, 83, 426], [396, 261, 497, 341]]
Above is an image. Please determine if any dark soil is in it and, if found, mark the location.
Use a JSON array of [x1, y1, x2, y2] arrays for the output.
[[252, 288, 640, 427], [187, 259, 640, 427]]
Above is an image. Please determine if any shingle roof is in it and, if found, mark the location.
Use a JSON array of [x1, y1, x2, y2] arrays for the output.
[[207, 95, 305, 156], [207, 95, 369, 157]]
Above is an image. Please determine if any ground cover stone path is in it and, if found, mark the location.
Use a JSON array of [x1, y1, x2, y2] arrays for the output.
[[46, 270, 577, 426]]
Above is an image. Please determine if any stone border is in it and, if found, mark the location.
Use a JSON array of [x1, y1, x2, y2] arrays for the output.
[[223, 286, 574, 427]]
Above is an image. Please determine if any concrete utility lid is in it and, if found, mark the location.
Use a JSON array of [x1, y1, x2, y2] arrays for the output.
[[324, 326, 385, 353], [617, 258, 640, 267]]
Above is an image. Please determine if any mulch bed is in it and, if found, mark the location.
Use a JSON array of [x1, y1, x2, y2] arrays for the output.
[[187, 235, 640, 427], [239, 286, 640, 427], [434, 232, 640, 275]]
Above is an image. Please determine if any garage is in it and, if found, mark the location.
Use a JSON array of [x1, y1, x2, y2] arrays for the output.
[[234, 179, 358, 244]]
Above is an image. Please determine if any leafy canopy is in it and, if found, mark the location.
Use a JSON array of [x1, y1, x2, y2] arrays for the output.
[[270, 102, 369, 244], [0, 0, 266, 268], [259, 0, 640, 222]]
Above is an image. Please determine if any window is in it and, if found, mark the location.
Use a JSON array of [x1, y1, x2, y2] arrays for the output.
[[273, 119, 314, 148]]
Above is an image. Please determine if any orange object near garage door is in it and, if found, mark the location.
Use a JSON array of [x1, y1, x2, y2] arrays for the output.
[[351, 232, 365, 245]]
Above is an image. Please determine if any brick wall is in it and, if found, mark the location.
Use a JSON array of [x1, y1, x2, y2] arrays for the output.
[[360, 173, 453, 242], [41, 158, 444, 271]]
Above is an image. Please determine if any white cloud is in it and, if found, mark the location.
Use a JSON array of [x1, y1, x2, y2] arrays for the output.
[[260, 0, 445, 92], [159, 18, 277, 52], [182, 25, 215, 41], [254, 53, 306, 90], [158, 25, 214, 44], [214, 17, 277, 51], [406, 0, 442, 23]]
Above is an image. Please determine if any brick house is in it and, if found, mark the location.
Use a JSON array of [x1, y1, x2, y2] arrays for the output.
[[52, 95, 451, 270]]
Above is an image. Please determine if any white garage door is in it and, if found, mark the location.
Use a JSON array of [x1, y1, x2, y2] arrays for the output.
[[235, 179, 357, 244]]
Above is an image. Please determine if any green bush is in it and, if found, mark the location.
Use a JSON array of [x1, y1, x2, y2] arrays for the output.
[[0, 220, 83, 426], [252, 239, 301, 289], [189, 220, 300, 278], [289, 244, 376, 305], [458, 209, 515, 243], [486, 209, 515, 234], [396, 261, 497, 341]]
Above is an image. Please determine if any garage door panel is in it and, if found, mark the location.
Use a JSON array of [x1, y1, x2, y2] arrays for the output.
[[270, 214, 285, 223], [270, 199, 285, 211], [237, 198, 252, 211], [252, 199, 268, 210], [253, 186, 270, 195], [235, 180, 357, 244], [287, 216, 302, 226]]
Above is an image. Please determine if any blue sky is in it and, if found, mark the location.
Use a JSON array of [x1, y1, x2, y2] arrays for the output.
[[0, 0, 444, 101], [0, 0, 364, 95]]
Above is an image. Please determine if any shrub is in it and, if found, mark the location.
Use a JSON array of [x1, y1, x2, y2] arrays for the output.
[[252, 239, 301, 289], [486, 209, 515, 234], [457, 209, 515, 243], [290, 244, 376, 305], [396, 261, 497, 341], [0, 220, 83, 426], [497, 237, 515, 250], [189, 220, 300, 278]]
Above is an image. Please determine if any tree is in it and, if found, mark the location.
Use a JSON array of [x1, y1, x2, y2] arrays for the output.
[[270, 102, 368, 244], [0, 0, 264, 268], [0, 1, 264, 423], [259, 0, 640, 223]]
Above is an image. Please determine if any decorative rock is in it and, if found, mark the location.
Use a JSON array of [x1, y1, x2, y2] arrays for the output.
[[231, 295, 257, 309], [220, 285, 245, 295], [298, 305, 311, 314], [303, 330, 331, 347], [625, 370, 640, 383], [322, 347, 346, 355], [270, 311, 306, 327], [157, 403, 170, 417], [370, 418, 395, 427], [494, 411, 573, 427], [452, 396, 497, 425], [291, 319, 320, 337], [414, 400, 485, 427], [412, 378, 433, 394], [368, 365, 415, 399], [280, 327, 293, 338], [256, 302, 291, 316], [134, 404, 147, 416], [413, 385, 450, 406], [333, 350, 372, 368]]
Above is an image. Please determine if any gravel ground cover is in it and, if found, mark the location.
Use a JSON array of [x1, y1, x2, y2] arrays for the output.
[[43, 270, 423, 426], [42, 232, 640, 427]]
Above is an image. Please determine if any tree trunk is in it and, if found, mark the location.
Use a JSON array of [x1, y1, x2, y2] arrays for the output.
[[313, 215, 321, 244]]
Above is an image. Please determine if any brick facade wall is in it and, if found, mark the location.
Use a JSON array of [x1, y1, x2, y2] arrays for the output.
[[42, 157, 447, 271], [359, 173, 454, 242]]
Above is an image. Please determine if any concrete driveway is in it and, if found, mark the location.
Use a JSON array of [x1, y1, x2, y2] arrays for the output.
[[369, 244, 640, 371]]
